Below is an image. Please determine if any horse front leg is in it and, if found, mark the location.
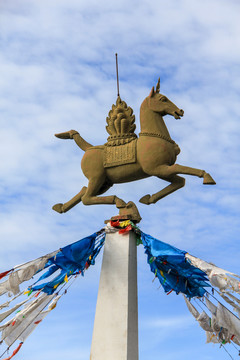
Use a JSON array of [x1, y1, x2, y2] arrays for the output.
[[52, 186, 87, 213], [139, 163, 216, 205], [145, 163, 215, 184], [164, 164, 216, 184], [140, 175, 185, 205]]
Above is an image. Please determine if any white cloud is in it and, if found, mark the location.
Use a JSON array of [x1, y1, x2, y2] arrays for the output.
[[142, 314, 194, 329], [0, 0, 239, 359]]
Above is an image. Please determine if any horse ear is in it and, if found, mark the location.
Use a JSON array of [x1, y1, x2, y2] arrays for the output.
[[149, 86, 155, 98], [156, 78, 160, 93]]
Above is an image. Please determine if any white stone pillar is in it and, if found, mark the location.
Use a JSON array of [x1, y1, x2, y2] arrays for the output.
[[90, 230, 138, 360]]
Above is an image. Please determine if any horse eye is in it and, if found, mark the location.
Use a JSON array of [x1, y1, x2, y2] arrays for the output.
[[161, 97, 167, 102]]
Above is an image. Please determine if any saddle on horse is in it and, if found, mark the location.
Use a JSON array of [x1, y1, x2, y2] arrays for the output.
[[103, 97, 137, 168]]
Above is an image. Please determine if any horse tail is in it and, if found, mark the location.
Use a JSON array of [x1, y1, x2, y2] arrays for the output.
[[74, 133, 93, 151], [55, 131, 93, 152]]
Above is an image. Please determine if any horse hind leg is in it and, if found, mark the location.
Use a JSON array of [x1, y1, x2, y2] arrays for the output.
[[82, 178, 126, 209], [140, 175, 185, 205], [52, 186, 87, 213]]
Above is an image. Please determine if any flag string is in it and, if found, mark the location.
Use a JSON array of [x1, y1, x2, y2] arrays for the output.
[[0, 274, 79, 359]]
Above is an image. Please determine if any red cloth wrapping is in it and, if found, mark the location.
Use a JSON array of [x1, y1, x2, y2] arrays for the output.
[[3, 342, 23, 360], [110, 220, 120, 227], [118, 225, 132, 234], [0, 269, 12, 280]]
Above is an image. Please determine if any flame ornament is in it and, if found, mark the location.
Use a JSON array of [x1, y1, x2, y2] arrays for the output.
[[106, 97, 137, 146]]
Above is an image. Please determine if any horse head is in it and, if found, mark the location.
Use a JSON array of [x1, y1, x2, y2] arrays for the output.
[[144, 78, 184, 119]]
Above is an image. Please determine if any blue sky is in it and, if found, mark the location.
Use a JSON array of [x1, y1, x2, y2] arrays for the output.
[[0, 0, 240, 359]]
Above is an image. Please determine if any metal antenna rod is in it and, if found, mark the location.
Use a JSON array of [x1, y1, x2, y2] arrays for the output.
[[115, 53, 120, 97]]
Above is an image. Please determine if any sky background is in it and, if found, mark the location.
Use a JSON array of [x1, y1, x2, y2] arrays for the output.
[[0, 0, 240, 359]]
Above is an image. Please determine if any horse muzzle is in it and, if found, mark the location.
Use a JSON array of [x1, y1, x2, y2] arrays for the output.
[[174, 109, 184, 119]]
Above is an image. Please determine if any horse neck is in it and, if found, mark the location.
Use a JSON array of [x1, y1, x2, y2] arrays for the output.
[[140, 104, 171, 137]]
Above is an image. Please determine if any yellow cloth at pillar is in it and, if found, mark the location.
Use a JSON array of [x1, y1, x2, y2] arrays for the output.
[[64, 274, 68, 283], [119, 220, 131, 228]]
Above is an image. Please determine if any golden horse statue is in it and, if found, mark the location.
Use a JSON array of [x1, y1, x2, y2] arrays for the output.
[[53, 79, 215, 215]]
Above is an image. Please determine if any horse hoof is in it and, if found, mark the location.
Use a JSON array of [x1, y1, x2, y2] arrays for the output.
[[115, 198, 127, 209], [139, 194, 151, 205], [52, 203, 64, 213], [203, 173, 216, 185]]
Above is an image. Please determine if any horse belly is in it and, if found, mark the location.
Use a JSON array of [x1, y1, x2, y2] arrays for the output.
[[106, 162, 148, 184], [137, 137, 177, 173]]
